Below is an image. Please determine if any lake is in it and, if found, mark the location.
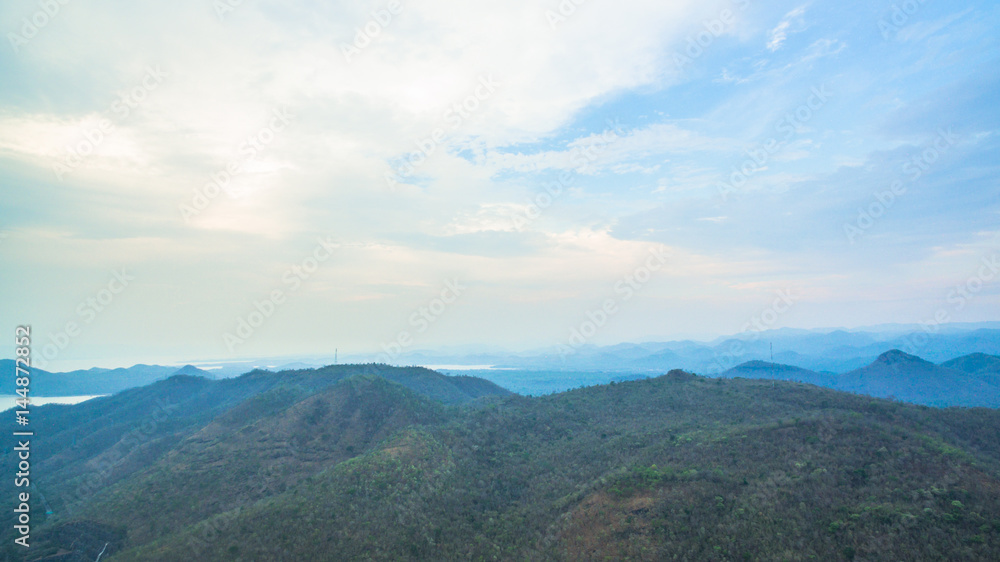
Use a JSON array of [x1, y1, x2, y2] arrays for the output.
[[0, 395, 105, 411]]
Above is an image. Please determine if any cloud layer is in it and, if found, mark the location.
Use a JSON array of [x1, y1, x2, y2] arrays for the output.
[[0, 0, 998, 368]]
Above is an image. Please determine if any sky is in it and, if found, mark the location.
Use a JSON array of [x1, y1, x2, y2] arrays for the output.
[[0, 0, 998, 370]]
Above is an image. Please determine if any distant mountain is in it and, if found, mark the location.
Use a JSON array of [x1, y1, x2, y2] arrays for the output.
[[274, 361, 324, 371], [846, 321, 1000, 334], [438, 368, 652, 396], [834, 350, 1000, 407], [8, 366, 1000, 560], [942, 353, 1000, 377], [170, 364, 217, 379], [719, 353, 1000, 408], [0, 361, 183, 396], [757, 329, 880, 354], [720, 360, 830, 386], [343, 325, 1000, 375]]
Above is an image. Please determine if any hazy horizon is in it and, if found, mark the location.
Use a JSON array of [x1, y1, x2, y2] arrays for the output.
[[7, 320, 1000, 373]]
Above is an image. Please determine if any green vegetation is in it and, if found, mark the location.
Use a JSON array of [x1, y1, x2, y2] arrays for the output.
[[3, 365, 1000, 560]]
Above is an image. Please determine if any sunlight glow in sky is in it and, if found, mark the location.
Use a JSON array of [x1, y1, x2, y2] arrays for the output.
[[1, 0, 997, 368]]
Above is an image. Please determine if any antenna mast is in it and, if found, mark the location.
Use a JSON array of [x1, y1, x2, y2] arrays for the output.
[[770, 342, 775, 386]]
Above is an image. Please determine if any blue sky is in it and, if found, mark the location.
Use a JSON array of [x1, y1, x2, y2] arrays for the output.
[[0, 0, 997, 369]]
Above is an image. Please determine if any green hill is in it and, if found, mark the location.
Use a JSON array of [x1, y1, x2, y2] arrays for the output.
[[75, 376, 448, 547], [5, 367, 1000, 561], [942, 353, 1000, 377]]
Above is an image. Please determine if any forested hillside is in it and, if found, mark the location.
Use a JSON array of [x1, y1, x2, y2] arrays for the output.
[[4, 366, 1000, 561]]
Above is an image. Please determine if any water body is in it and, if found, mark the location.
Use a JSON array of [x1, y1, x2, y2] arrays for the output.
[[436, 369, 651, 396], [0, 395, 104, 411], [422, 364, 500, 371]]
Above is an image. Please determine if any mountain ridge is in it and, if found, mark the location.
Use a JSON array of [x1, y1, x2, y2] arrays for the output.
[[721, 351, 1000, 408], [10, 365, 999, 560]]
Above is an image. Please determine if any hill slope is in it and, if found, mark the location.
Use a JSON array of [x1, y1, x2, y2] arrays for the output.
[[76, 376, 449, 547], [0, 364, 510, 560], [114, 373, 1000, 561], [7, 368, 1000, 561]]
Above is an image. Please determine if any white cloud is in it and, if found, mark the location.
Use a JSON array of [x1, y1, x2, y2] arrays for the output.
[[481, 122, 737, 176], [767, 6, 807, 52], [1, 0, 997, 359]]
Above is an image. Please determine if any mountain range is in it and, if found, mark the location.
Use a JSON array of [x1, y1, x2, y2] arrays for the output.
[[720, 350, 1000, 408], [8, 343, 1000, 410], [337, 324, 1000, 374], [2, 363, 999, 560], [0, 361, 214, 396]]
